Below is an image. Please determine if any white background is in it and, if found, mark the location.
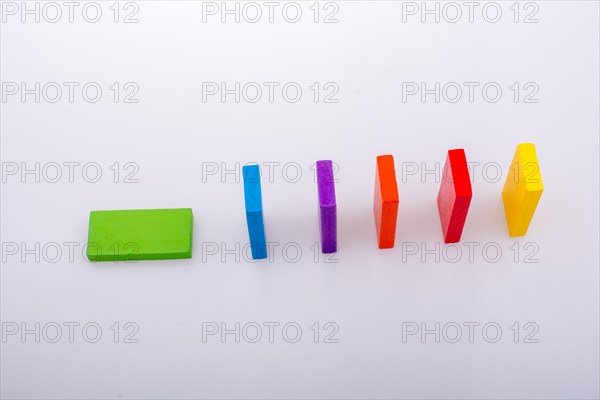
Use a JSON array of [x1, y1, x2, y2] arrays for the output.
[[1, 1, 599, 399]]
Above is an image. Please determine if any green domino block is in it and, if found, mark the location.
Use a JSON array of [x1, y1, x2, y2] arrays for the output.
[[87, 208, 193, 261]]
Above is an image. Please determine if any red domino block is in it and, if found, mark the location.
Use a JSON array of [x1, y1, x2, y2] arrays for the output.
[[374, 155, 399, 249], [437, 149, 472, 243]]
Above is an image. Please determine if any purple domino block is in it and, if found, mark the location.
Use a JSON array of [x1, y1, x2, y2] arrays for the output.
[[316, 160, 337, 254]]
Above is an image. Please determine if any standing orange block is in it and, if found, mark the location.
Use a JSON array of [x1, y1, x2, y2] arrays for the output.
[[374, 155, 399, 249]]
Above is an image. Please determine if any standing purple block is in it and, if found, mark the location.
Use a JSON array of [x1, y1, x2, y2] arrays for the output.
[[316, 160, 337, 254]]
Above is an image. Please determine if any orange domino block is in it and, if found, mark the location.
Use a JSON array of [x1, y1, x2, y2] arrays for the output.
[[502, 143, 544, 236], [373, 155, 399, 249]]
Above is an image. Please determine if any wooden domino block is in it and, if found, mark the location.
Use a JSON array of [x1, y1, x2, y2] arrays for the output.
[[373, 155, 399, 249], [437, 149, 472, 243], [502, 143, 543, 236], [243, 164, 267, 259], [87, 208, 193, 261], [316, 160, 337, 254]]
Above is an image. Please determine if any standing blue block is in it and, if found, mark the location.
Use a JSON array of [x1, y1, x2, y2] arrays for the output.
[[243, 165, 267, 260]]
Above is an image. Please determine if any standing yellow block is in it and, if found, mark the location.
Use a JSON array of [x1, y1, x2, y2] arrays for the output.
[[502, 143, 544, 237]]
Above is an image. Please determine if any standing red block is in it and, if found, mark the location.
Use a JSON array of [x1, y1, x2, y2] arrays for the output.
[[437, 149, 472, 243], [374, 155, 399, 249]]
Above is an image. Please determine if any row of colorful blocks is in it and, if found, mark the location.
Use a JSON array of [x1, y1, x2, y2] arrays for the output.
[[87, 143, 543, 261]]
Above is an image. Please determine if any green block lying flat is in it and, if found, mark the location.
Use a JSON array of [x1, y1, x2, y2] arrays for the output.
[[87, 208, 193, 261]]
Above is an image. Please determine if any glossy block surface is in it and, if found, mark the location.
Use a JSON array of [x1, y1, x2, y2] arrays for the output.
[[374, 155, 399, 249], [87, 208, 193, 261], [316, 160, 337, 254], [437, 149, 472, 243], [502, 143, 543, 236], [243, 165, 267, 259]]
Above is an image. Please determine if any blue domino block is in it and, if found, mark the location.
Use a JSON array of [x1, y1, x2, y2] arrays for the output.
[[243, 165, 267, 260]]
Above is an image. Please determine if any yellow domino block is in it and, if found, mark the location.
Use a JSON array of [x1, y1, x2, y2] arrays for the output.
[[502, 143, 544, 237]]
